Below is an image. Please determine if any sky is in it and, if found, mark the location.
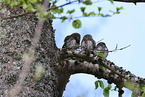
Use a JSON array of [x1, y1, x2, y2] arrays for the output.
[[52, 0, 145, 97]]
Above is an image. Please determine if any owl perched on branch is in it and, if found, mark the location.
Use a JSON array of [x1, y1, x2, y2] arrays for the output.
[[81, 34, 96, 51], [94, 42, 108, 59], [62, 33, 80, 50]]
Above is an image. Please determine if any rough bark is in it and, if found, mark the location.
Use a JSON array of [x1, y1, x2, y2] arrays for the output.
[[0, 3, 59, 97]]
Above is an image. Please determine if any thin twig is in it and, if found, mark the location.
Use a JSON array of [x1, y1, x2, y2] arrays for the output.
[[3, 12, 33, 20], [109, 45, 131, 52], [96, 38, 104, 44], [49, 0, 79, 10]]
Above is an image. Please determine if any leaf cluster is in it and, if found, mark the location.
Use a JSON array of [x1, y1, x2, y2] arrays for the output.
[[95, 80, 112, 97], [1, 0, 123, 28]]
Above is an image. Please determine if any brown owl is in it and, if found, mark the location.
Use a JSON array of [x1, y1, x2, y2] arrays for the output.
[[94, 42, 108, 59], [62, 33, 80, 50], [81, 34, 96, 51]]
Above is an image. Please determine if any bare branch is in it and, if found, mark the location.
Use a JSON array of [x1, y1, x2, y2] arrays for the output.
[[112, 0, 145, 4], [109, 45, 131, 52], [2, 12, 33, 20], [60, 50, 145, 84], [49, 0, 79, 10], [96, 38, 104, 44]]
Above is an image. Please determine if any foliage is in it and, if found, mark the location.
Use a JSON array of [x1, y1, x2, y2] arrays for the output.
[[72, 19, 82, 28], [0, 0, 123, 29], [95, 80, 112, 97], [140, 84, 145, 97]]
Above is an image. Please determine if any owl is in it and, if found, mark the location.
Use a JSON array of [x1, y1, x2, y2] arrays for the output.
[[81, 34, 95, 51], [62, 33, 80, 50], [94, 42, 108, 59]]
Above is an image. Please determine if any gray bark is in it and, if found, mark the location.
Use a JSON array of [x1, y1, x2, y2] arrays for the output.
[[0, 4, 60, 97]]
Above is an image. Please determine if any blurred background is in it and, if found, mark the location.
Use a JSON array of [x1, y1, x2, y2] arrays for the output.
[[52, 0, 145, 96]]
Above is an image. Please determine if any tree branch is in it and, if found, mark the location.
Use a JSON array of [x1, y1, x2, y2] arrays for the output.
[[49, 0, 78, 10], [60, 50, 144, 96], [113, 0, 145, 3], [2, 12, 33, 20]]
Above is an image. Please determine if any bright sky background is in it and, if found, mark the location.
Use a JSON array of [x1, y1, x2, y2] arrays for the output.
[[52, 0, 145, 97]]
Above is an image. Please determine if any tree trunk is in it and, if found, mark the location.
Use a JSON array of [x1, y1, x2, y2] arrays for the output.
[[0, 4, 62, 97]]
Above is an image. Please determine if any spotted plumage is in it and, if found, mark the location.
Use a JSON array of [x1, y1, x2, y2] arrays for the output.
[[94, 42, 108, 59], [81, 34, 95, 51], [62, 33, 80, 50]]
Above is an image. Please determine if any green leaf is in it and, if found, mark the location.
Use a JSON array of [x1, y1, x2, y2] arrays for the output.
[[70, 15, 73, 19], [18, 0, 26, 5], [26, 3, 35, 11], [99, 65, 104, 69], [51, 8, 57, 14], [72, 19, 82, 29], [131, 92, 135, 97], [0, 0, 3, 3], [83, 12, 89, 17], [38, 0, 42, 2], [140, 84, 145, 92], [116, 7, 123, 12], [80, 7, 86, 13], [104, 14, 111, 17], [47, 12, 56, 19], [103, 88, 109, 97], [51, 7, 63, 14], [29, 0, 37, 3], [82, 0, 92, 5], [98, 7, 102, 13], [100, 14, 105, 17], [22, 4, 28, 9], [103, 85, 111, 97], [59, 7, 64, 14], [88, 12, 96, 16], [107, 84, 112, 89], [98, 80, 104, 89], [109, 0, 114, 3], [5, 0, 10, 4], [52, 0, 57, 4], [78, 0, 81, 3], [67, 9, 75, 14], [141, 93, 145, 97], [60, 16, 67, 22], [115, 12, 120, 14], [113, 86, 117, 91], [98, 52, 105, 58], [49, 14, 56, 19], [10, 0, 18, 6], [95, 81, 99, 89], [43, 11, 49, 16]]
